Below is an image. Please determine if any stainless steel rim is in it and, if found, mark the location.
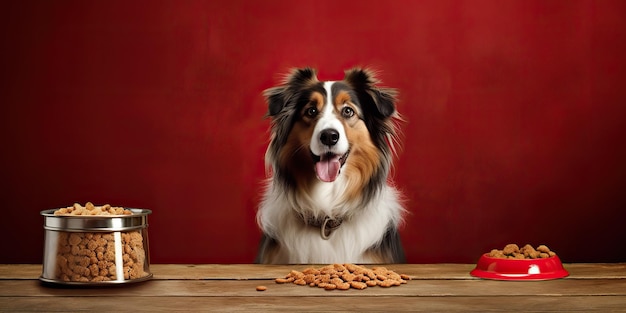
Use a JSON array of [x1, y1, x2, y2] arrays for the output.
[[41, 208, 152, 232]]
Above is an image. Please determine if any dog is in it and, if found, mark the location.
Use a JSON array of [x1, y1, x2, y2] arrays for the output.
[[255, 67, 406, 264]]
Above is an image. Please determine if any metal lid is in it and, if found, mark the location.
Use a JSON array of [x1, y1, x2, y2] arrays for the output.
[[41, 208, 152, 232]]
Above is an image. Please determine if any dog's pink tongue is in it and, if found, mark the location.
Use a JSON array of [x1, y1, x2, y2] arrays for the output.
[[315, 156, 341, 182]]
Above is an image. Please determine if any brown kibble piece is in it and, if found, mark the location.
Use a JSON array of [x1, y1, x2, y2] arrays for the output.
[[537, 245, 551, 253], [502, 244, 520, 255], [256, 285, 267, 291], [323, 283, 337, 290], [489, 249, 505, 258], [350, 281, 368, 290]]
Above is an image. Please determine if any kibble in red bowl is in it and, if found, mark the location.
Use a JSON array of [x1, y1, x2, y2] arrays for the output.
[[470, 244, 569, 281]]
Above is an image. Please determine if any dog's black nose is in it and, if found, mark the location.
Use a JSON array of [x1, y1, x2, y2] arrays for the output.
[[320, 129, 340, 146]]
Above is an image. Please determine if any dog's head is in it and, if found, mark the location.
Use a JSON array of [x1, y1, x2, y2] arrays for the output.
[[264, 68, 399, 196]]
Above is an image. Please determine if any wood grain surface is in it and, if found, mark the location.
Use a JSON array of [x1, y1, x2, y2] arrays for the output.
[[1, 263, 625, 312]]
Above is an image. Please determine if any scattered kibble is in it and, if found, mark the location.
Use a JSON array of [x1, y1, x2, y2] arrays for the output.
[[275, 263, 410, 291]]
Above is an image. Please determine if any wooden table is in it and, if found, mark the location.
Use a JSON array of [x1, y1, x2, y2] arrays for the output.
[[1, 263, 626, 312]]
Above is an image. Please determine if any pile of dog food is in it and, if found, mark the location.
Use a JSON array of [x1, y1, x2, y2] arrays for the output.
[[489, 244, 557, 259], [267, 263, 410, 291]]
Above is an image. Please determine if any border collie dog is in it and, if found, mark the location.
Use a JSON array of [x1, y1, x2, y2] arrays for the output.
[[256, 68, 406, 264]]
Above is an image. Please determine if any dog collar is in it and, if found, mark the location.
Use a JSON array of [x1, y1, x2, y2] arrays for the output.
[[301, 214, 343, 240]]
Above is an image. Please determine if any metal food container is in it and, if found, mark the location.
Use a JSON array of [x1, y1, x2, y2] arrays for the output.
[[40, 208, 153, 285]]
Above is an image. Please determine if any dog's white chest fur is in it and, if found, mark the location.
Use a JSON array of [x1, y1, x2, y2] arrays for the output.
[[258, 179, 403, 264]]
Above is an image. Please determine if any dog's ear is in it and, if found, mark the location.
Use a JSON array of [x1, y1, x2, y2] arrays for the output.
[[286, 67, 318, 89], [264, 86, 287, 116], [264, 68, 318, 116], [344, 68, 397, 118]]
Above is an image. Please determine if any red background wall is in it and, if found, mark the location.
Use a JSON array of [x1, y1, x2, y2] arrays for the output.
[[2, 0, 625, 264]]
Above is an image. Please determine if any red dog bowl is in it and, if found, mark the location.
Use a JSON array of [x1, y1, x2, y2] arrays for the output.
[[470, 253, 569, 281]]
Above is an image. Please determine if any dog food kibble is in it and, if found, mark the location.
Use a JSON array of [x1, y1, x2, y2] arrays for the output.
[[275, 264, 410, 290], [489, 244, 557, 259], [54, 202, 133, 216], [256, 285, 267, 291], [52, 202, 148, 282]]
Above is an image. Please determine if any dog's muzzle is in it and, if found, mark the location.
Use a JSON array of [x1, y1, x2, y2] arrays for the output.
[[312, 128, 349, 182]]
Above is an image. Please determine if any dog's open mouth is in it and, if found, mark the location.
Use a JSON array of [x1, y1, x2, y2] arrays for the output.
[[311, 150, 350, 182]]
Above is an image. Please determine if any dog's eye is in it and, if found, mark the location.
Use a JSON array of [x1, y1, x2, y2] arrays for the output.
[[305, 107, 318, 117], [341, 107, 355, 118]]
